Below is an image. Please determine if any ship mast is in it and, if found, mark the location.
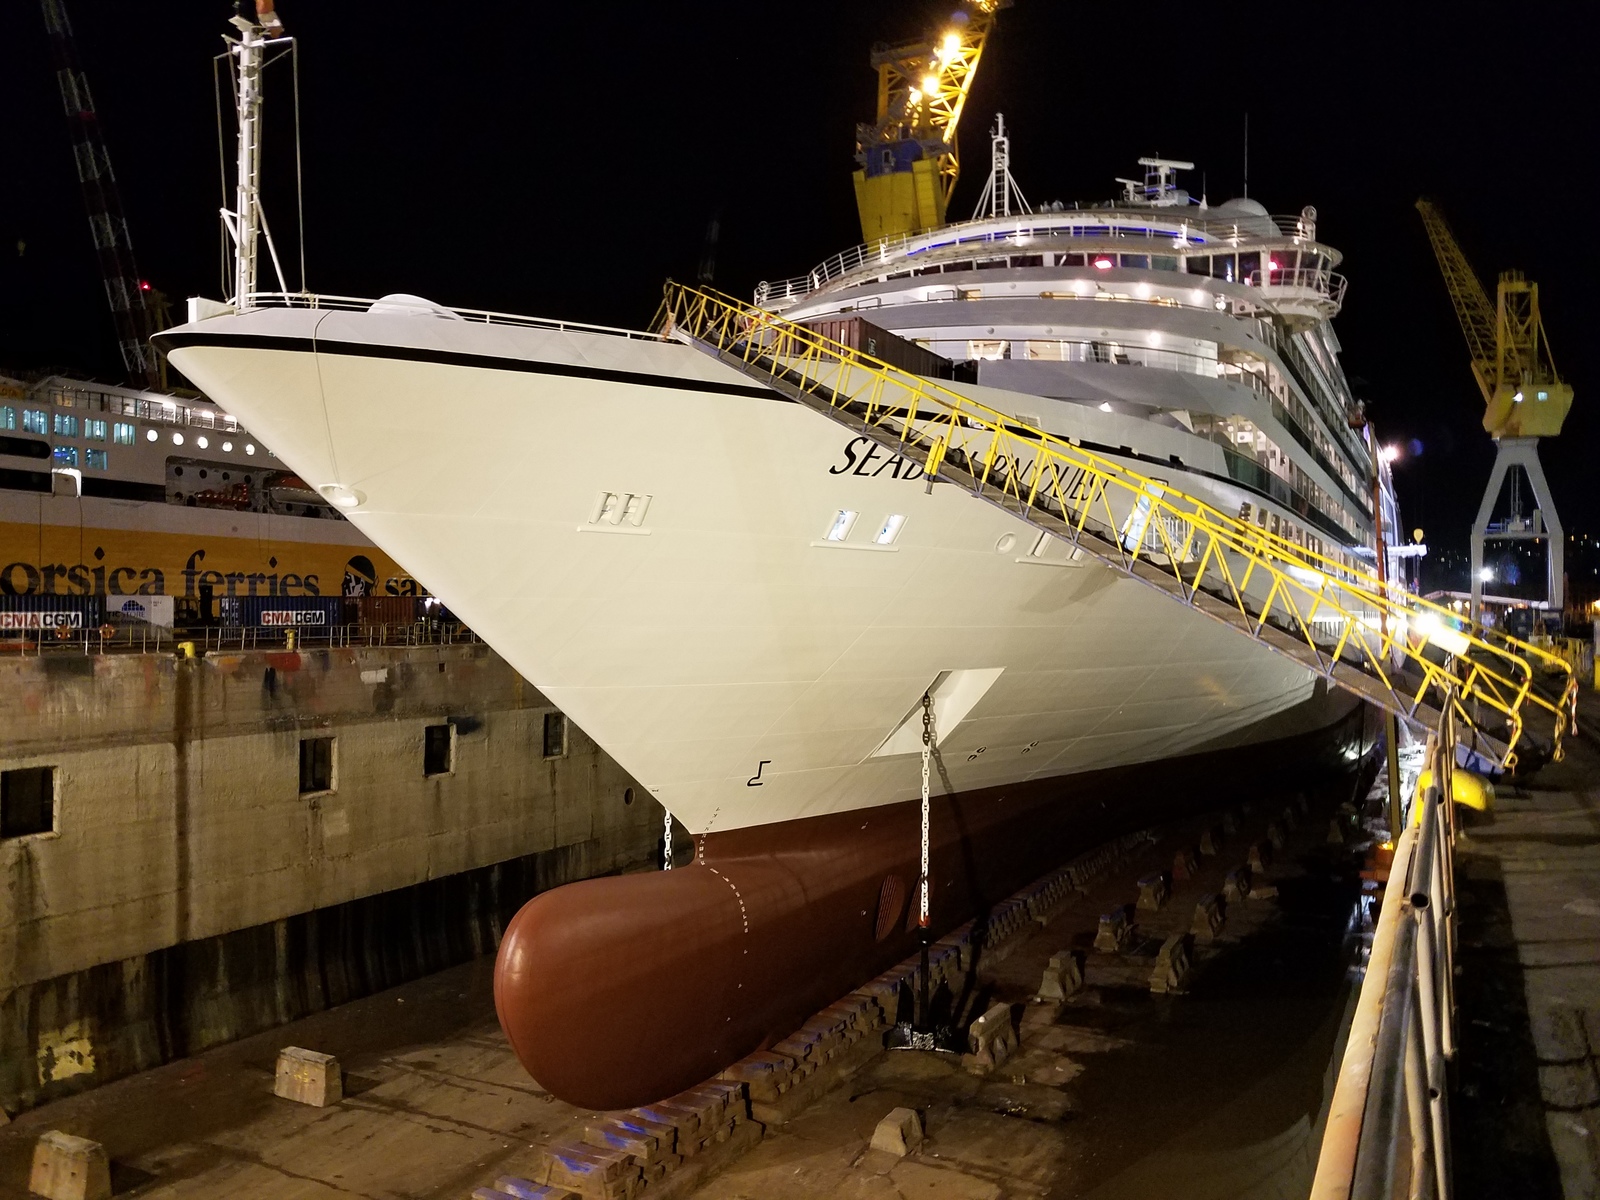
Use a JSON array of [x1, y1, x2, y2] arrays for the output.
[[221, 1, 292, 309]]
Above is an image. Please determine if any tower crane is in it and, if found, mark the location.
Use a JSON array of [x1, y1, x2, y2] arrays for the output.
[[1416, 198, 1574, 623], [40, 0, 161, 388], [853, 1, 1009, 243]]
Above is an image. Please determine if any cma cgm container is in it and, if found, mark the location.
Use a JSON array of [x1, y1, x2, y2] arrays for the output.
[[0, 595, 103, 631], [219, 596, 345, 628]]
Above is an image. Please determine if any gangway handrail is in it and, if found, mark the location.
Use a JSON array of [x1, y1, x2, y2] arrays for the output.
[[659, 281, 1576, 769], [1312, 706, 1461, 1199]]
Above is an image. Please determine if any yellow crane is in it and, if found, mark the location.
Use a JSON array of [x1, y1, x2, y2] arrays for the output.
[[1416, 198, 1573, 621], [853, 1, 1008, 243]]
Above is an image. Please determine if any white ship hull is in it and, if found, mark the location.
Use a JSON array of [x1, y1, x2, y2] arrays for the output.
[[163, 307, 1342, 835]]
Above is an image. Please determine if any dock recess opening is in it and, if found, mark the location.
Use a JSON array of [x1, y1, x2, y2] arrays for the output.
[[543, 712, 568, 759], [424, 723, 454, 777], [1, 766, 55, 838], [299, 737, 335, 795]]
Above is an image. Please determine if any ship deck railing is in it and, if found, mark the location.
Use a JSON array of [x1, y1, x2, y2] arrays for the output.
[[755, 209, 1331, 308], [240, 292, 661, 343]]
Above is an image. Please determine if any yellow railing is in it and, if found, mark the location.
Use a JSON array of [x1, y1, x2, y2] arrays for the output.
[[658, 281, 1577, 770]]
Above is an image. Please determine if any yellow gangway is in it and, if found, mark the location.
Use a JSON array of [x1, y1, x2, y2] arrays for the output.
[[657, 282, 1576, 771]]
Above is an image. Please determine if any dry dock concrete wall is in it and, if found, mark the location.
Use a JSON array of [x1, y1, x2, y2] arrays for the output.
[[0, 644, 660, 1116]]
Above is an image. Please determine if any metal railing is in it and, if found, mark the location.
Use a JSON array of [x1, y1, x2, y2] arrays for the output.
[[239, 292, 663, 344], [1312, 709, 1460, 1200], [659, 281, 1576, 769], [1, 622, 483, 657], [755, 209, 1333, 306], [1246, 267, 1350, 312]]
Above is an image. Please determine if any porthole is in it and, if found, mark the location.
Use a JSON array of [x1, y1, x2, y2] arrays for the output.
[[995, 533, 1016, 553], [624, 787, 634, 806], [173, 466, 183, 477]]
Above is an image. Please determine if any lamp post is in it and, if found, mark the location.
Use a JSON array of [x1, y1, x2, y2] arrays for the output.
[[1352, 404, 1405, 841]]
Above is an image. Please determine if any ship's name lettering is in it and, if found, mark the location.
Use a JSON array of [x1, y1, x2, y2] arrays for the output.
[[829, 436, 925, 481]]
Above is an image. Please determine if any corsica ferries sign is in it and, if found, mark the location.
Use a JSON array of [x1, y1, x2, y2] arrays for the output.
[[0, 544, 425, 599]]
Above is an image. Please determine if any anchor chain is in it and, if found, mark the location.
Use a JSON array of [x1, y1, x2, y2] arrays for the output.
[[663, 808, 673, 870]]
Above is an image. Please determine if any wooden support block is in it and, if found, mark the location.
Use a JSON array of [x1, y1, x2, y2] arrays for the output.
[[870, 1107, 924, 1157], [1034, 950, 1084, 1002], [1173, 845, 1200, 880], [273, 1046, 342, 1107], [1150, 933, 1194, 994], [491, 1182, 577, 1200], [29, 1131, 111, 1200], [1223, 865, 1253, 902], [1248, 840, 1272, 872], [1137, 871, 1171, 911], [1192, 893, 1227, 943], [1199, 825, 1223, 856], [1094, 905, 1134, 953], [965, 1003, 1018, 1073]]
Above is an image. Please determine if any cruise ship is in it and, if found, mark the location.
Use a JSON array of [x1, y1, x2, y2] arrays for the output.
[[153, 3, 1392, 1108]]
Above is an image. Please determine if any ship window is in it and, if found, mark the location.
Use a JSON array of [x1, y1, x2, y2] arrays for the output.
[[23, 410, 48, 435], [1059, 253, 1085, 266], [968, 340, 1008, 361], [53, 413, 78, 437], [1214, 253, 1236, 282], [53, 446, 79, 468], [0, 406, 13, 430], [875, 514, 907, 545], [86, 449, 108, 470], [112, 423, 134, 443], [424, 723, 454, 776], [976, 258, 1008, 270], [1238, 251, 1261, 283], [1, 767, 55, 839], [543, 712, 568, 759], [825, 510, 858, 541], [913, 265, 942, 277], [1120, 253, 1149, 269], [1152, 254, 1179, 271], [85, 419, 107, 441], [1012, 254, 1043, 268], [299, 736, 336, 795], [1186, 255, 1209, 276], [943, 260, 973, 272]]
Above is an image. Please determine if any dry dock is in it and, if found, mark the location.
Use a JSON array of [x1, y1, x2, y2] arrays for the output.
[[1, 766, 1373, 1199]]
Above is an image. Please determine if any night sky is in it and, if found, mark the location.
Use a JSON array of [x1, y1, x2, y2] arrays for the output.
[[1, 2, 1593, 592]]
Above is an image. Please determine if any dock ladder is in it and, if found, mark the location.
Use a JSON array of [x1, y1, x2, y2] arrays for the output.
[[656, 281, 1576, 771]]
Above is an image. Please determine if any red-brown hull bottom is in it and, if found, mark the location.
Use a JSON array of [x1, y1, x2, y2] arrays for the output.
[[495, 706, 1369, 1110]]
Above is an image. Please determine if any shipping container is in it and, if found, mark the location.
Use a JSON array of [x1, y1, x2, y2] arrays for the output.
[[0, 594, 102, 631], [219, 595, 346, 628], [357, 595, 423, 626], [799, 316, 959, 380]]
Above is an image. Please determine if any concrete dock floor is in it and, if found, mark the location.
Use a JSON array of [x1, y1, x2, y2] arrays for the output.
[[0, 779, 1367, 1200], [1452, 698, 1600, 1200]]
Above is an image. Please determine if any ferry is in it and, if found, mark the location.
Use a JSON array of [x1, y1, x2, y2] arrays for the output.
[[0, 371, 424, 619]]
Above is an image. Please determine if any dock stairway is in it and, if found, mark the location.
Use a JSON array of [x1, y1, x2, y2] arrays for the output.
[[657, 282, 1576, 771]]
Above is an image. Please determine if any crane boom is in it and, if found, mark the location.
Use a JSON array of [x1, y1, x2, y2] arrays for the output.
[[1415, 197, 1572, 440], [40, 0, 159, 387], [1415, 198, 1497, 404], [853, 1, 1008, 243]]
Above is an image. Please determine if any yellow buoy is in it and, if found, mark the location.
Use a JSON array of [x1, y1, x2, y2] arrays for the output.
[[1412, 767, 1494, 823]]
